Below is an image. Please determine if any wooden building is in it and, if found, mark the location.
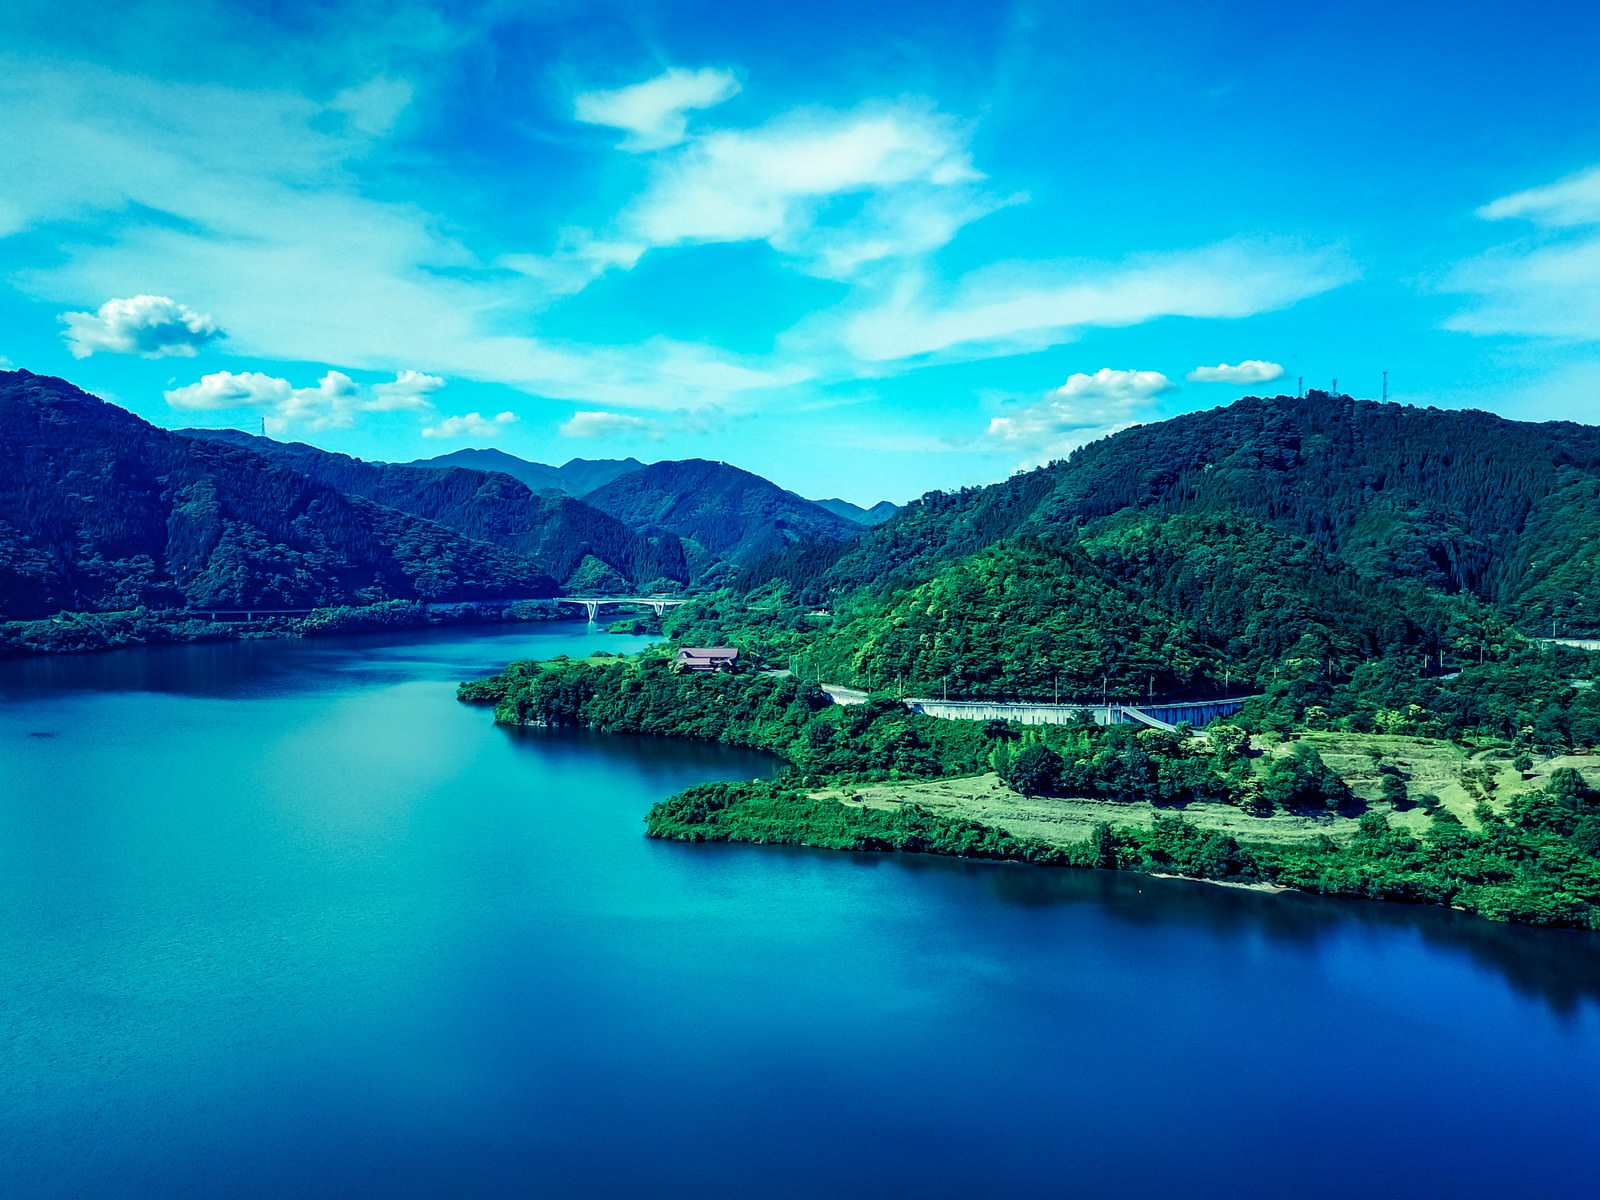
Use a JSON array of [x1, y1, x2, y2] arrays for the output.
[[676, 647, 739, 672]]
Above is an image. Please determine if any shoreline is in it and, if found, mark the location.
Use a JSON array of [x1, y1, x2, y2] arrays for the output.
[[1150, 871, 1288, 895], [0, 601, 589, 659]]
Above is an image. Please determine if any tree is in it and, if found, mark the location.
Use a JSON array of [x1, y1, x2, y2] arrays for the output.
[[1089, 821, 1118, 868], [1512, 752, 1534, 775], [1208, 723, 1249, 764], [1005, 744, 1064, 796], [1380, 773, 1409, 808]]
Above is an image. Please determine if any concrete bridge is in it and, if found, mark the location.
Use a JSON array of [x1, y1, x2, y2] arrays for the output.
[[898, 696, 1254, 730], [1534, 637, 1600, 652], [557, 596, 686, 622]]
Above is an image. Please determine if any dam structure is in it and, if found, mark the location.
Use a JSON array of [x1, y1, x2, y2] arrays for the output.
[[899, 696, 1254, 731]]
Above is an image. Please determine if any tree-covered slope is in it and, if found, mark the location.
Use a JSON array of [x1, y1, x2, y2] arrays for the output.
[[583, 458, 862, 567], [0, 371, 555, 618], [813, 393, 1600, 634], [188, 430, 689, 589]]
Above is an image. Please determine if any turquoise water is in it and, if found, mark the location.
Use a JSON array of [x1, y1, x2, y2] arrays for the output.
[[2, 623, 1599, 1197]]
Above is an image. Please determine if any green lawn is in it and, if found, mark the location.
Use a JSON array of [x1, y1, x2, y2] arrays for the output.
[[813, 734, 1600, 850]]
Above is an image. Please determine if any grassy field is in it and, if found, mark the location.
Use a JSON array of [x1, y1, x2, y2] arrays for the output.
[[811, 733, 1600, 850]]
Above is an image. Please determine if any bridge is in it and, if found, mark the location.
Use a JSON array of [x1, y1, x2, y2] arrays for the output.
[[173, 595, 687, 624], [556, 596, 687, 622]]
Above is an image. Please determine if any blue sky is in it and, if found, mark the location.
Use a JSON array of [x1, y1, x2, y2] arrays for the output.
[[3, 0, 1599, 503]]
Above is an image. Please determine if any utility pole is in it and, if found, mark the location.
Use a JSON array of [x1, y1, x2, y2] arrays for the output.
[[1332, 377, 1338, 396], [1382, 371, 1388, 402], [1297, 376, 1303, 398]]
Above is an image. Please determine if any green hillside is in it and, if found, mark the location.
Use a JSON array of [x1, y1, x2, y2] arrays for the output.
[[0, 371, 554, 617]]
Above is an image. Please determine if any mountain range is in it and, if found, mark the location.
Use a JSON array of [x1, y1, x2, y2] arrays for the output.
[[0, 371, 876, 619], [8, 370, 1600, 694], [668, 392, 1600, 702]]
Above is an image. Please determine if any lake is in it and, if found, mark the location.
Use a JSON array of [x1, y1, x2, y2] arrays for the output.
[[2, 623, 1598, 1198]]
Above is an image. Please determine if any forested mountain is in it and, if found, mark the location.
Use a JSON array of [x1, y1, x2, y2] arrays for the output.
[[404, 449, 644, 495], [583, 458, 862, 567], [781, 393, 1600, 632], [189, 431, 688, 591], [815, 498, 900, 526], [0, 371, 554, 618], [672, 392, 1600, 703]]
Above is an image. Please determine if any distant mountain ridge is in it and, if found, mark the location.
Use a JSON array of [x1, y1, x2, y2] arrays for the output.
[[188, 430, 688, 591], [583, 458, 863, 567], [404, 448, 644, 496], [814, 498, 899, 526], [0, 371, 555, 618]]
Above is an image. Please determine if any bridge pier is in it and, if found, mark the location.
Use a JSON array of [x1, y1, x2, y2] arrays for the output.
[[583, 601, 600, 623]]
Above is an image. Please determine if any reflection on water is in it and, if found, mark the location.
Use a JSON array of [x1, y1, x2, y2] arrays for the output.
[[0, 619, 644, 699], [932, 854, 1600, 1018]]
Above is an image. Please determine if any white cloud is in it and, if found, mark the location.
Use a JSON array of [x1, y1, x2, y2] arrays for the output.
[[0, 355, 14, 369], [839, 241, 1353, 363], [621, 103, 989, 278], [986, 369, 1172, 464], [560, 410, 660, 439], [60, 294, 224, 358], [422, 411, 519, 440], [165, 368, 447, 433], [574, 67, 740, 152], [1052, 368, 1174, 403], [1445, 163, 1600, 340], [329, 76, 414, 138], [1187, 359, 1284, 384], [1443, 235, 1600, 339], [1478, 165, 1600, 227], [164, 370, 291, 411], [497, 230, 647, 296], [5, 58, 794, 416], [370, 369, 445, 410]]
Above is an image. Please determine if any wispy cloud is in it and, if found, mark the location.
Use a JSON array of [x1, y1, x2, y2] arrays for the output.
[[1477, 165, 1600, 227], [165, 368, 445, 433], [616, 102, 996, 281], [4, 57, 805, 416], [574, 67, 741, 151], [986, 368, 1172, 464], [1187, 359, 1284, 384], [422, 411, 519, 440], [560, 410, 661, 439], [60, 294, 224, 359], [838, 240, 1354, 363], [370, 369, 445, 410], [1444, 162, 1600, 340]]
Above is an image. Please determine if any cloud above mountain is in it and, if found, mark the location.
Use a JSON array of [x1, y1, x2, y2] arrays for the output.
[[561, 410, 660, 439], [422, 411, 519, 440], [60, 295, 223, 358], [1187, 359, 1284, 384], [165, 368, 446, 433], [986, 368, 1173, 464]]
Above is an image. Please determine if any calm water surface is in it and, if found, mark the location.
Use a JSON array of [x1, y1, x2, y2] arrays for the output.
[[2, 623, 1599, 1198]]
